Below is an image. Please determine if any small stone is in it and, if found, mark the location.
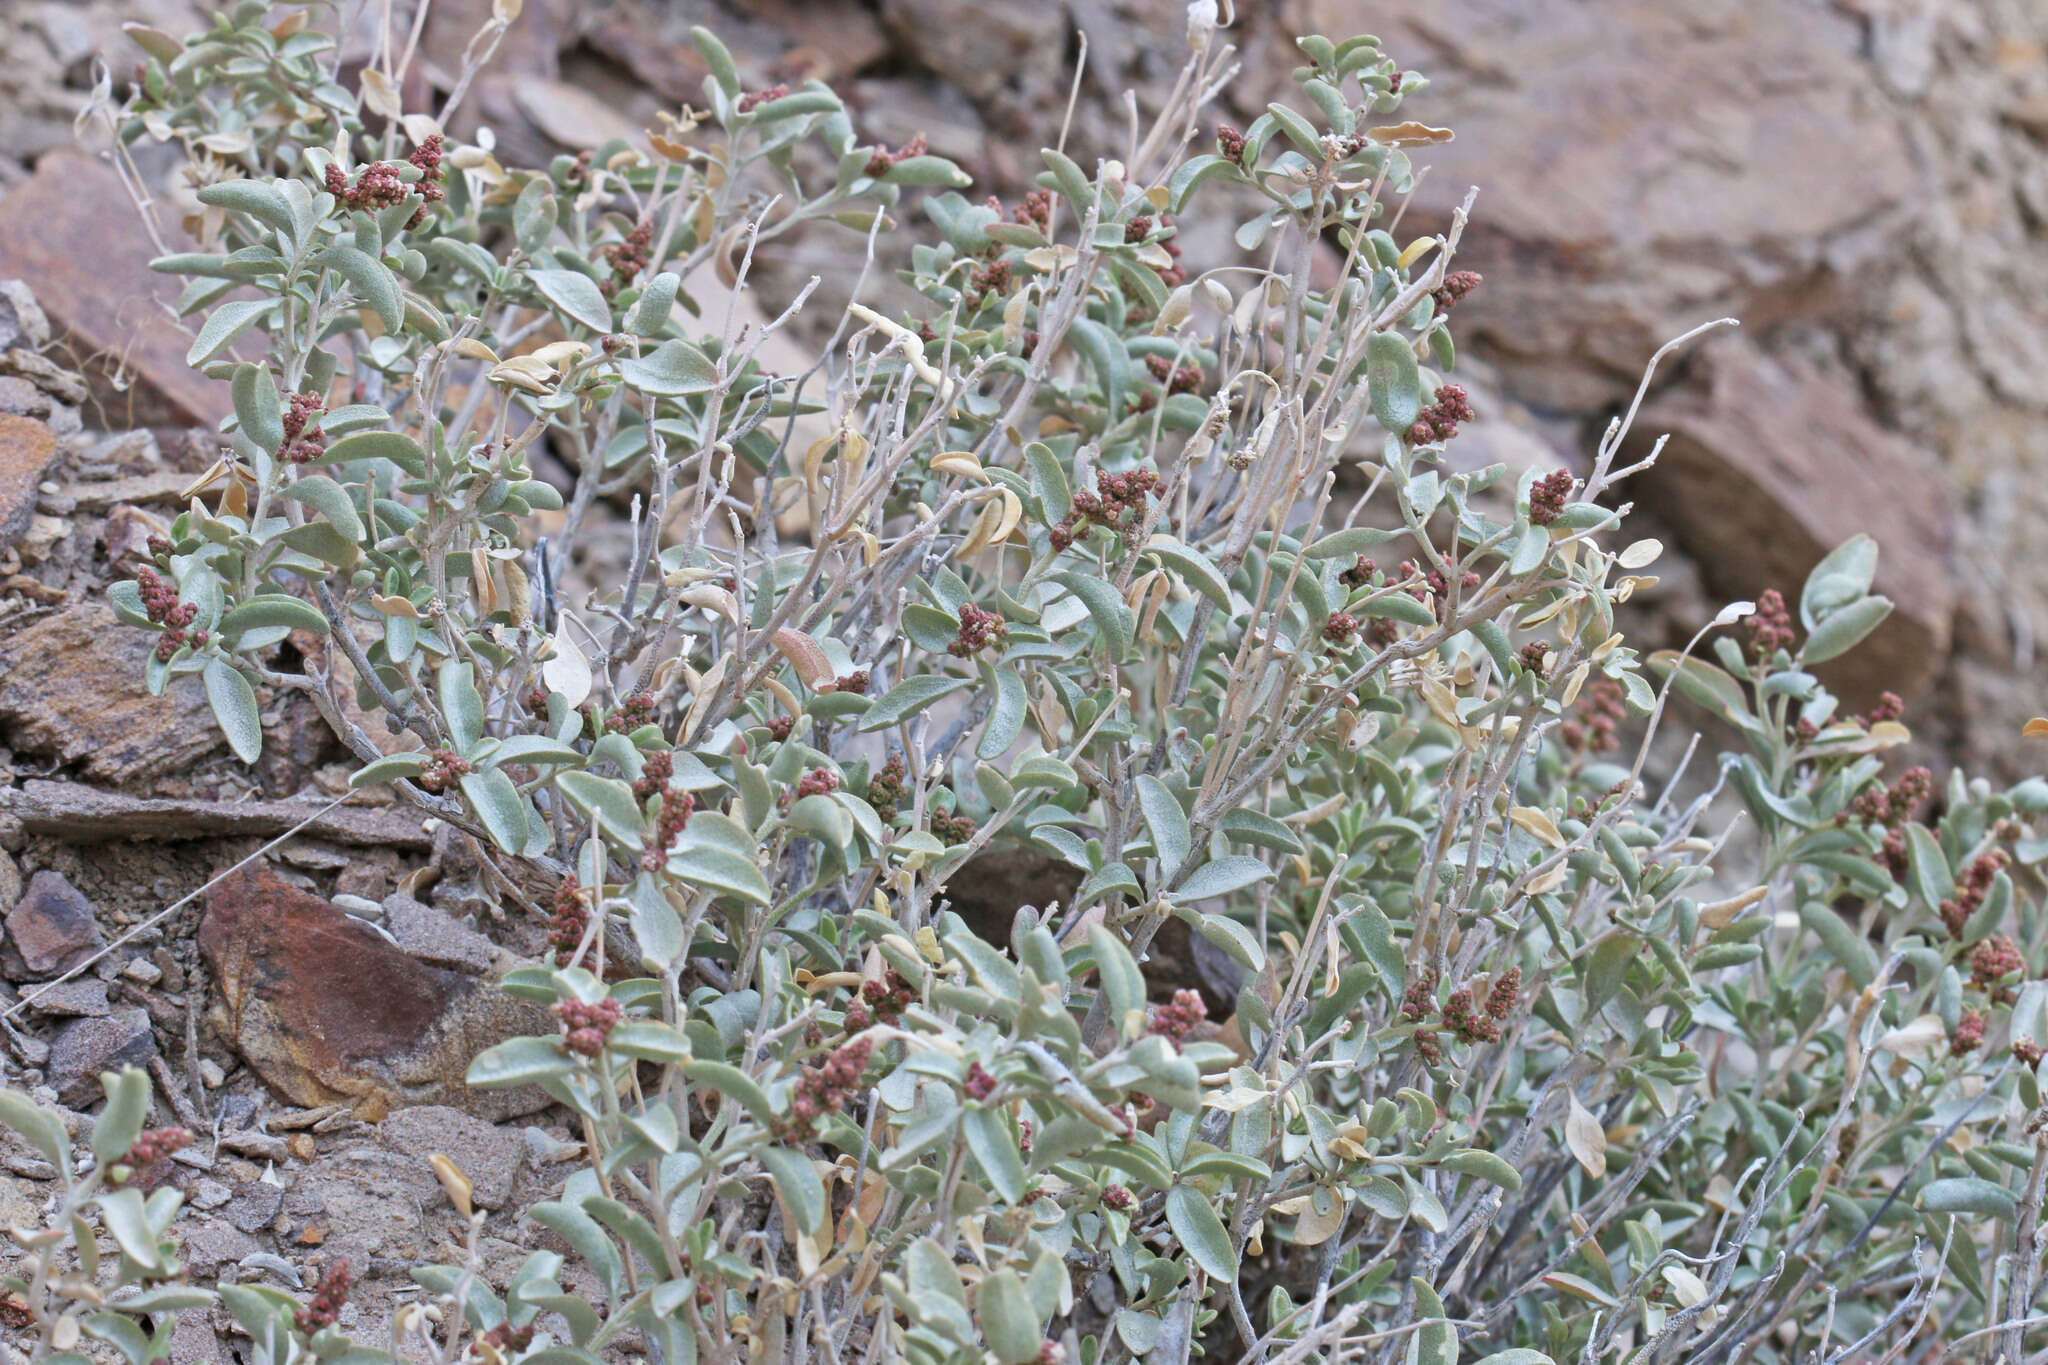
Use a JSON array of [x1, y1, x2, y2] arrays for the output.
[[47, 1007, 155, 1107], [199, 1058, 227, 1088], [178, 1220, 262, 1277], [190, 1178, 233, 1210], [222, 1181, 285, 1234], [288, 1133, 317, 1162], [6, 869, 104, 978], [331, 894, 384, 919], [0, 281, 51, 352], [19, 977, 110, 1017], [380, 1105, 524, 1210], [523, 1126, 585, 1164], [382, 894, 498, 976], [120, 958, 163, 985]]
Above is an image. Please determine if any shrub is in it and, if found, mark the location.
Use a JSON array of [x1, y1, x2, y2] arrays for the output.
[[10, 4, 2047, 1364]]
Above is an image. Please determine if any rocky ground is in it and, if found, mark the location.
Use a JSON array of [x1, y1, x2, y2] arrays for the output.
[[0, 0, 2043, 1355]]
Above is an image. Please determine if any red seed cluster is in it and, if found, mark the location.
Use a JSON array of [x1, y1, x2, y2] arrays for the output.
[[1406, 383, 1475, 446], [282, 390, 327, 464], [1323, 612, 1359, 645], [950, 603, 1009, 657], [765, 715, 795, 742], [1339, 555, 1376, 590], [632, 748, 673, 800], [1402, 560, 1482, 620], [1144, 352, 1204, 395], [1528, 469, 1574, 526], [2015, 1037, 2045, 1067], [136, 566, 202, 661], [795, 768, 840, 800], [641, 789, 696, 872], [1215, 124, 1248, 164], [843, 969, 915, 1033], [606, 691, 657, 735], [863, 133, 927, 179], [1401, 967, 1438, 1024], [416, 748, 472, 795], [115, 1126, 193, 1186], [1970, 934, 2025, 1001], [1013, 188, 1054, 233], [1941, 848, 2011, 939], [406, 134, 447, 225], [736, 84, 789, 113], [1100, 1184, 1134, 1211], [1520, 641, 1552, 677], [867, 754, 908, 822], [547, 876, 588, 957], [1154, 214, 1186, 285], [1952, 1009, 1986, 1055], [1430, 269, 1482, 315], [835, 669, 870, 695], [784, 1036, 873, 1135], [1146, 989, 1208, 1046], [1864, 691, 1905, 725], [1050, 468, 1165, 552], [1746, 588, 1797, 660], [968, 255, 1013, 307], [1560, 680, 1625, 753], [931, 810, 976, 846], [603, 221, 654, 298], [1124, 215, 1155, 244], [963, 1061, 997, 1101], [480, 1324, 536, 1354], [295, 1260, 352, 1335], [555, 996, 623, 1057], [323, 159, 407, 211]]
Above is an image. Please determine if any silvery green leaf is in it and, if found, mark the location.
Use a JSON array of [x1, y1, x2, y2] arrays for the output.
[[1919, 1177, 2016, 1219], [529, 268, 614, 334], [1800, 533, 1879, 629], [323, 429, 426, 474], [625, 271, 680, 335], [975, 1270, 1042, 1365], [92, 1188, 165, 1275], [977, 666, 1026, 760], [468, 1036, 576, 1088], [962, 1106, 1025, 1204], [230, 363, 282, 453], [1367, 330, 1421, 434], [1137, 775, 1191, 881], [858, 675, 969, 732], [0, 1090, 71, 1169], [312, 245, 403, 331], [203, 659, 262, 764], [220, 594, 327, 641], [90, 1067, 151, 1167], [438, 658, 485, 752], [617, 339, 718, 396], [1174, 855, 1271, 902], [557, 771, 646, 849], [460, 769, 529, 854], [758, 1145, 826, 1234], [1165, 1185, 1237, 1280], [1800, 594, 1891, 664], [283, 475, 363, 543], [195, 179, 294, 234], [186, 299, 274, 366]]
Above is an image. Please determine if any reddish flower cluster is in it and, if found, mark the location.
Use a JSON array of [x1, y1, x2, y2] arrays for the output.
[[736, 84, 789, 113], [968, 255, 1013, 307], [1561, 680, 1625, 753], [1339, 555, 1376, 590], [1215, 123, 1248, 164], [867, 754, 908, 822], [1442, 968, 1521, 1045], [794, 768, 840, 800], [1154, 213, 1187, 286], [1323, 612, 1359, 645], [135, 566, 202, 661], [1144, 352, 1203, 395], [1941, 848, 2011, 939], [407, 135, 446, 225], [632, 748, 673, 801], [1865, 691, 1905, 725], [642, 789, 696, 872], [1952, 1009, 1987, 1055], [844, 969, 915, 1033], [784, 1036, 873, 1135], [932, 810, 976, 846], [1746, 588, 1797, 660], [480, 1324, 536, 1354], [1050, 468, 1165, 552], [547, 876, 588, 956], [836, 670, 870, 694], [114, 1126, 193, 1186], [1013, 187, 1054, 233], [1367, 617, 1400, 647], [323, 160, 405, 211], [950, 603, 1009, 657], [1407, 383, 1475, 446], [2015, 1037, 2045, 1067], [1528, 469, 1574, 526], [295, 1260, 352, 1335], [416, 748, 472, 795], [765, 715, 795, 742], [1147, 989, 1208, 1046], [282, 390, 327, 464], [1970, 934, 2026, 1000], [864, 133, 927, 178], [1402, 560, 1482, 619], [1100, 1184, 1134, 1211], [1401, 968, 1439, 1023], [1849, 766, 1932, 880], [1430, 269, 1482, 315], [963, 1061, 997, 1101], [556, 996, 623, 1057], [1520, 641, 1552, 676], [1125, 214, 1155, 243], [603, 221, 654, 298], [606, 691, 657, 734]]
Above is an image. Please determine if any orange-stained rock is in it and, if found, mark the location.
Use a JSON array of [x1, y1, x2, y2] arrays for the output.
[[0, 414, 56, 552], [201, 863, 550, 1121]]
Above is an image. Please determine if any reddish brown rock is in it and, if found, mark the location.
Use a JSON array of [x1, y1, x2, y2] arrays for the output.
[[1632, 336, 1955, 702], [0, 414, 57, 553], [4, 869, 103, 978], [0, 602, 223, 788], [200, 863, 550, 1121], [0, 153, 228, 429]]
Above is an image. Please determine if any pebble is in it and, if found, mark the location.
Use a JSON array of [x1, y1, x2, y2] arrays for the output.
[[331, 893, 384, 919]]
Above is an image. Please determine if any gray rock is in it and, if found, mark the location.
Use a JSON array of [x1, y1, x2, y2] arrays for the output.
[[19, 977, 110, 1017], [47, 1007, 154, 1107], [379, 1104, 524, 1210], [382, 895, 498, 976], [0, 281, 49, 353], [6, 869, 103, 978], [177, 1220, 262, 1277], [222, 1181, 284, 1235]]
